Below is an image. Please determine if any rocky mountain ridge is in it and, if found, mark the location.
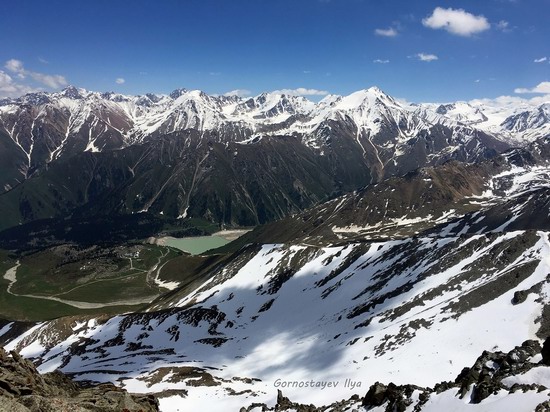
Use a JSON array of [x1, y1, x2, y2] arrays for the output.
[[0, 346, 159, 412]]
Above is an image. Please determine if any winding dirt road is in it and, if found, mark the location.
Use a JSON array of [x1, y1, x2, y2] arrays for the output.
[[2, 257, 167, 310]]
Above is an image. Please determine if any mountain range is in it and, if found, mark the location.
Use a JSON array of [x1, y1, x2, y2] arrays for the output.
[[1, 86, 547, 234]]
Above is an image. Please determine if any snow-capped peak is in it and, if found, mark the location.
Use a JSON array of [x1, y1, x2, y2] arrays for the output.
[[59, 85, 84, 99], [169, 88, 187, 99], [230, 92, 315, 121], [434, 102, 488, 124], [335, 87, 401, 111]]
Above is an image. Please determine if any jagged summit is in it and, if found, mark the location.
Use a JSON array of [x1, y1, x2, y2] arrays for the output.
[[59, 85, 83, 99], [169, 88, 187, 99]]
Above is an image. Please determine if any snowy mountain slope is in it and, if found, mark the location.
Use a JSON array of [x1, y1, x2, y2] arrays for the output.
[[286, 87, 428, 137], [258, 87, 510, 182], [2, 229, 550, 410], [499, 103, 550, 142], [235, 340, 550, 411], [427, 170, 550, 239], [3, 154, 550, 411], [419, 100, 550, 144], [436, 102, 488, 124], [231, 92, 316, 123]]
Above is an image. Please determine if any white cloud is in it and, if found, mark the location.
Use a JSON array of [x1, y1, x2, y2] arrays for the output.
[[496, 20, 511, 32], [0, 70, 41, 98], [0, 71, 21, 96], [5, 59, 24, 75], [416, 53, 439, 62], [394, 97, 412, 106], [422, 7, 490, 37], [4, 58, 67, 89], [373, 59, 390, 64], [29, 72, 67, 88], [469, 94, 550, 108], [534, 57, 548, 63], [529, 94, 550, 105], [514, 81, 550, 94], [223, 89, 252, 98], [272, 88, 329, 96], [116, 78, 125, 84], [374, 27, 398, 37], [469, 95, 526, 108]]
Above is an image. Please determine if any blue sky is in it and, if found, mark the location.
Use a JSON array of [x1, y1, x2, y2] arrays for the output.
[[1, 0, 549, 102]]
